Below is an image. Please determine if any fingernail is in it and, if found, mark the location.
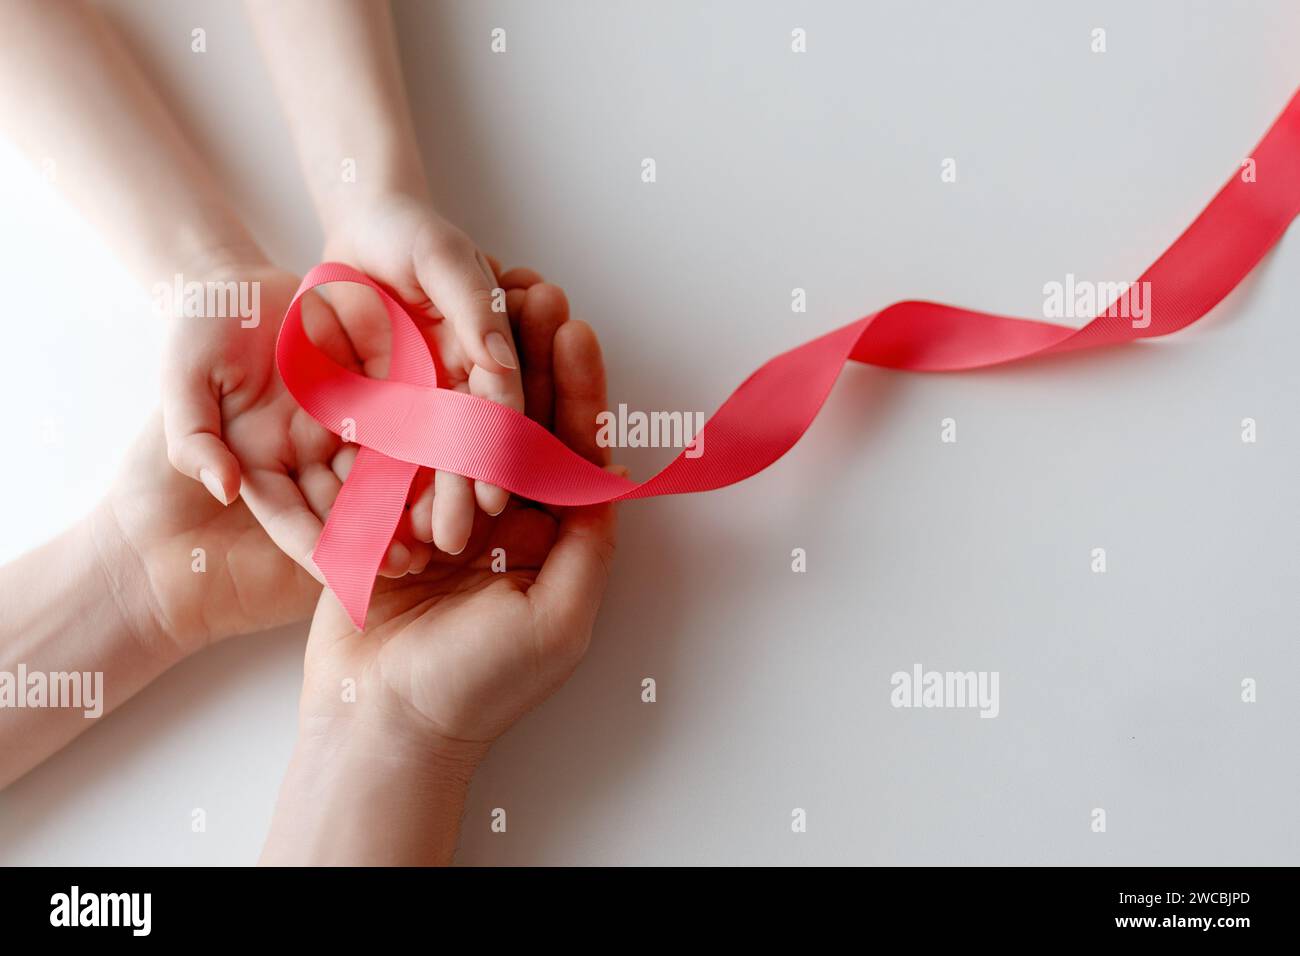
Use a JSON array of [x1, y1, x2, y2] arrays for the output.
[[484, 331, 518, 370], [610, 464, 631, 480], [199, 468, 228, 506]]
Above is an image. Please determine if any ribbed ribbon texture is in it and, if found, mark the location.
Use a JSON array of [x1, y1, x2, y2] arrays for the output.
[[277, 89, 1300, 629]]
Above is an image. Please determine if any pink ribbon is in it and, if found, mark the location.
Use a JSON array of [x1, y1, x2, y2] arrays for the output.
[[277, 89, 1300, 629]]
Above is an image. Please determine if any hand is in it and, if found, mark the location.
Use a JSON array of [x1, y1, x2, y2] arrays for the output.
[[96, 412, 322, 661], [299, 280, 620, 757], [160, 262, 417, 579], [320, 192, 526, 556], [261, 281, 618, 865]]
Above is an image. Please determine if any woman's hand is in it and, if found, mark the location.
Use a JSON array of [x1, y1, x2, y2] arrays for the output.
[[100, 408, 322, 661], [0, 396, 323, 786], [305, 278, 614, 748], [262, 282, 620, 865]]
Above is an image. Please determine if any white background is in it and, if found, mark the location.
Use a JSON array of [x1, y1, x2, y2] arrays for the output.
[[1, 0, 1298, 864]]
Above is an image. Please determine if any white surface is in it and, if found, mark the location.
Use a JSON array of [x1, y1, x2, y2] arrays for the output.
[[1, 0, 1298, 865]]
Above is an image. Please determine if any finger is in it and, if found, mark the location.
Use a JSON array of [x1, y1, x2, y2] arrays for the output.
[[432, 469, 475, 555], [413, 237, 520, 376], [161, 363, 240, 505], [468, 354, 521, 515], [468, 250, 519, 517], [296, 459, 417, 575], [241, 467, 327, 584], [415, 241, 526, 518], [505, 287, 527, 334], [297, 461, 343, 521], [528, 318, 620, 633], [463, 252, 521, 515], [472, 483, 509, 518], [328, 282, 396, 377], [499, 266, 544, 291], [518, 282, 569, 428], [528, 464, 623, 643], [330, 443, 359, 482], [324, 442, 412, 573], [299, 290, 362, 371], [378, 537, 413, 577], [407, 467, 436, 544], [394, 519, 433, 576], [552, 319, 609, 467]]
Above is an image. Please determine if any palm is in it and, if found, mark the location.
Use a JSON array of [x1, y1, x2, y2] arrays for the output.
[[184, 268, 371, 574], [106, 416, 320, 655], [305, 500, 572, 745]]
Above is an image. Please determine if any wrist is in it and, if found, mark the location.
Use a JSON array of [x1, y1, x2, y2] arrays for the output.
[[84, 501, 184, 670], [181, 239, 274, 283], [299, 663, 492, 770], [262, 707, 485, 866], [319, 176, 431, 246]]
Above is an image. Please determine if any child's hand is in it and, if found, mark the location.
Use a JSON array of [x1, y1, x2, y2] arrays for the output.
[[161, 264, 418, 579], [297, 281, 619, 761], [320, 192, 526, 556]]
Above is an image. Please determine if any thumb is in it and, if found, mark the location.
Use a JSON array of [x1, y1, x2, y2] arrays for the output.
[[412, 236, 519, 374], [528, 463, 625, 642], [162, 364, 241, 506]]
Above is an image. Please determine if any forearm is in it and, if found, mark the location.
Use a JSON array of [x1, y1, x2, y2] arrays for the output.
[[261, 711, 483, 865], [0, 506, 175, 789], [245, 0, 429, 233], [0, 0, 267, 283]]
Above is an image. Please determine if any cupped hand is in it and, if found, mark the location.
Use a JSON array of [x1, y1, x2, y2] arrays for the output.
[[299, 281, 622, 755], [160, 264, 415, 579]]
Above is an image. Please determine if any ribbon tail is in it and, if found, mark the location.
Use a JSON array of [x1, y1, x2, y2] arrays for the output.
[[312, 448, 419, 630]]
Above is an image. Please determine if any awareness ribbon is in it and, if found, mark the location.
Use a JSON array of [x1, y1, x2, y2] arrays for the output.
[[277, 89, 1300, 629]]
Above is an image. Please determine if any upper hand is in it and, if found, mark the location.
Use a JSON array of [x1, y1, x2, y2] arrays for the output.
[[160, 264, 415, 580], [320, 192, 526, 556]]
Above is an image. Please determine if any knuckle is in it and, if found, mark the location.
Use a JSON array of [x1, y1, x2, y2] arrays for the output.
[[462, 285, 498, 314], [165, 440, 187, 470]]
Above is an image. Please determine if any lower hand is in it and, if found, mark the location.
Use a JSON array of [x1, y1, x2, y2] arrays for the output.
[[262, 282, 621, 865]]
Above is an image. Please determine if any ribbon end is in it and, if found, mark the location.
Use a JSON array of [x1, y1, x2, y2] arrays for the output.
[[316, 556, 376, 633], [345, 604, 368, 632]]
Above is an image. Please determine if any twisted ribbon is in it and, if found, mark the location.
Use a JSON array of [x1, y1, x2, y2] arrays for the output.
[[278, 89, 1300, 629]]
